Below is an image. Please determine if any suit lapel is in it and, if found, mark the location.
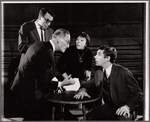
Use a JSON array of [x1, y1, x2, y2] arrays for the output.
[[32, 28, 40, 41], [94, 69, 103, 96], [45, 28, 52, 41], [30, 20, 40, 41], [45, 29, 48, 41], [109, 64, 116, 84], [48, 42, 55, 75], [109, 64, 120, 105]]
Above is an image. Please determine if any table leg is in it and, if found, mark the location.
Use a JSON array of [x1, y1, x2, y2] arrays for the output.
[[79, 103, 82, 109], [82, 105, 86, 120], [61, 104, 65, 120], [52, 106, 55, 120]]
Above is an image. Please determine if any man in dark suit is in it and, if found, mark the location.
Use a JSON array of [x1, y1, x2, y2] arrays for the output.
[[18, 8, 55, 64], [11, 28, 74, 120], [74, 45, 143, 120]]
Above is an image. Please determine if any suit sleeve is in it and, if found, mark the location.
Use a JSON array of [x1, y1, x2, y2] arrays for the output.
[[80, 79, 96, 95], [18, 23, 31, 53], [80, 69, 103, 96], [85, 49, 93, 71], [124, 70, 143, 111], [56, 49, 69, 74], [37, 49, 58, 92]]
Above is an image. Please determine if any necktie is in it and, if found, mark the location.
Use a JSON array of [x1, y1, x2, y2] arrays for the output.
[[103, 70, 111, 102], [40, 27, 44, 41], [103, 70, 107, 82]]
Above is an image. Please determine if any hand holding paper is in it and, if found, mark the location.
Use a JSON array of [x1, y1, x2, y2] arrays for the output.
[[63, 78, 80, 91], [61, 74, 74, 87]]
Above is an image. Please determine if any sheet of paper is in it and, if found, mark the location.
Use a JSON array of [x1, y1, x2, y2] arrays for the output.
[[63, 78, 80, 91]]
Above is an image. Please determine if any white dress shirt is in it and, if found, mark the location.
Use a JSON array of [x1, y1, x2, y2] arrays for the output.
[[34, 20, 45, 41], [103, 64, 112, 79], [48, 40, 62, 87], [49, 40, 55, 53]]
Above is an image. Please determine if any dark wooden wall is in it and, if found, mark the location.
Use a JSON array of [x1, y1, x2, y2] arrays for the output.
[[3, 3, 144, 90]]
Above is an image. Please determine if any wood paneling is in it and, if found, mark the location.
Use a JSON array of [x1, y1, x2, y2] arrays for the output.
[[4, 4, 37, 25]]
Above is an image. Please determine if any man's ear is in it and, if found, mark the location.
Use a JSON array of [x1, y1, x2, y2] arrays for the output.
[[56, 37, 59, 43], [106, 56, 110, 62]]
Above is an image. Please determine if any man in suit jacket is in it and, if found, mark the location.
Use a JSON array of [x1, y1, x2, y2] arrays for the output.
[[74, 45, 143, 120], [11, 28, 74, 120], [18, 8, 55, 64]]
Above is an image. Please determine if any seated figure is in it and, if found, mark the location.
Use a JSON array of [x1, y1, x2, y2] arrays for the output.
[[74, 45, 143, 120]]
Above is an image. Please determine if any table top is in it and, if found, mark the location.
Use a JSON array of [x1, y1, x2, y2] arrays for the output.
[[45, 91, 100, 104]]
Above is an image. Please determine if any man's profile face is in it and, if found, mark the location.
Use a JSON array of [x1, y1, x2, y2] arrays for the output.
[[41, 12, 53, 29], [94, 49, 107, 66], [58, 34, 70, 53]]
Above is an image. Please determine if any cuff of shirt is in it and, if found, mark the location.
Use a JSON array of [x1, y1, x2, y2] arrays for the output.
[[52, 77, 58, 81], [58, 82, 61, 87], [51, 77, 61, 87]]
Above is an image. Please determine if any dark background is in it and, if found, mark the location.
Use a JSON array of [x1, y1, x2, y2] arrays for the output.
[[2, 2, 145, 118]]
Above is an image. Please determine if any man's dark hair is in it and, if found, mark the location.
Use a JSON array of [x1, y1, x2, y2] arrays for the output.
[[98, 45, 117, 63], [38, 8, 55, 18], [77, 32, 90, 46]]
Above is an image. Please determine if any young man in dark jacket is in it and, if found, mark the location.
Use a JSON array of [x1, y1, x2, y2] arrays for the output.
[[74, 45, 143, 120]]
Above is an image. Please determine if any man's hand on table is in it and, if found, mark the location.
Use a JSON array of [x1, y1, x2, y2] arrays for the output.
[[74, 88, 91, 99], [56, 75, 75, 93]]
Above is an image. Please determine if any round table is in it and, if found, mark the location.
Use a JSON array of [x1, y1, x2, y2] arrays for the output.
[[45, 91, 100, 120]]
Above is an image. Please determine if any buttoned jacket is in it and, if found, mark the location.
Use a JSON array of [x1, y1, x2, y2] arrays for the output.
[[81, 64, 143, 111]]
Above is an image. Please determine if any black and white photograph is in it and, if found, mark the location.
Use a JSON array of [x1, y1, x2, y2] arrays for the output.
[[1, 1, 149, 121]]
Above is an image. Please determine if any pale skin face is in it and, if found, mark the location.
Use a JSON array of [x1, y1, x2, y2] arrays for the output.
[[94, 49, 108, 67], [38, 12, 54, 29], [76, 36, 87, 50], [57, 34, 70, 53]]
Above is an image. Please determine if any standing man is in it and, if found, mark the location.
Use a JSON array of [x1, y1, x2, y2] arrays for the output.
[[74, 45, 143, 120], [11, 28, 74, 120], [18, 7, 55, 64]]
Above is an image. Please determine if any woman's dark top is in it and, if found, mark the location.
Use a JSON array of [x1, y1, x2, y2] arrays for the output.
[[56, 45, 93, 81]]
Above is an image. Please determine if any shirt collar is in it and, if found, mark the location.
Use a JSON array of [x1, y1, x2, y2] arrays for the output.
[[49, 40, 55, 52], [34, 20, 41, 29], [103, 64, 112, 78]]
